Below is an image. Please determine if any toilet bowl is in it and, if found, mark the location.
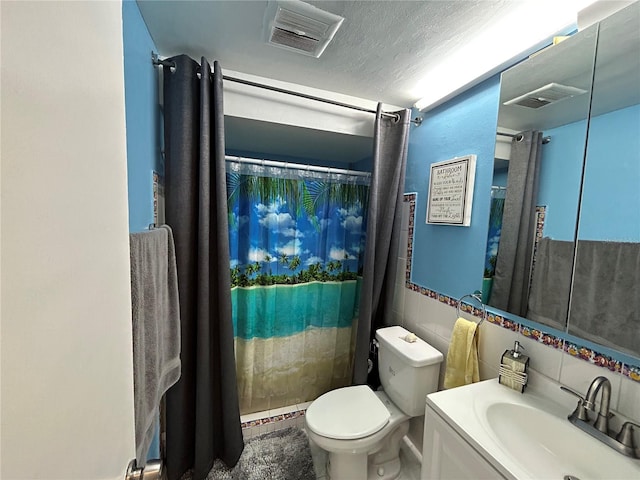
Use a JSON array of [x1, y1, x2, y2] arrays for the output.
[[305, 326, 443, 480], [306, 387, 409, 479]]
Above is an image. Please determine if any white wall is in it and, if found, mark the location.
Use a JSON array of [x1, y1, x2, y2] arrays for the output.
[[1, 2, 135, 479], [223, 68, 387, 138], [222, 69, 399, 163]]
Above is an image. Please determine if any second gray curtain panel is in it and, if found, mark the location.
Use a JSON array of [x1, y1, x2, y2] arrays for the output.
[[353, 105, 411, 385], [490, 131, 543, 317]]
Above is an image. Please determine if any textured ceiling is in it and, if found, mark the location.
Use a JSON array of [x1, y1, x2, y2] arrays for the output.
[[136, 0, 608, 163], [137, 0, 522, 107]]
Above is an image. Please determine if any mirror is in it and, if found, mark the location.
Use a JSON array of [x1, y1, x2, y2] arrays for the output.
[[486, 23, 598, 322], [568, 4, 640, 356], [486, 2, 640, 357]]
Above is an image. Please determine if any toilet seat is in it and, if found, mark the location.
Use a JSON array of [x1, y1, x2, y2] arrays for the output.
[[305, 385, 390, 440]]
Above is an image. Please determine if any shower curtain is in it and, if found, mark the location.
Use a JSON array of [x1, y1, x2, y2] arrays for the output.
[[485, 188, 506, 277], [483, 189, 505, 303], [226, 160, 370, 414], [163, 55, 243, 480], [353, 105, 410, 386]]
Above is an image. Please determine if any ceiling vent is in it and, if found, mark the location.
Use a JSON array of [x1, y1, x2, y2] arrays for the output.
[[504, 83, 588, 109], [264, 1, 344, 58]]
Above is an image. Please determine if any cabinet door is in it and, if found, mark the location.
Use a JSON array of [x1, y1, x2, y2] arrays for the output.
[[422, 406, 506, 480]]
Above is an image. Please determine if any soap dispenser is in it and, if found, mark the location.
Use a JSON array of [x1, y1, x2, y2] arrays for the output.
[[499, 341, 529, 393]]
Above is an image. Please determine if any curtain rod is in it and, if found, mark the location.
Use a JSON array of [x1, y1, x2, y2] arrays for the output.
[[225, 155, 371, 178], [152, 53, 422, 126], [497, 131, 551, 144]]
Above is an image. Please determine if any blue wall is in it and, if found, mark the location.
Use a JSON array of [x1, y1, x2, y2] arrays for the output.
[[406, 75, 501, 299], [579, 104, 640, 241], [123, 0, 162, 233], [537, 120, 588, 241], [535, 103, 640, 242], [122, 0, 161, 459]]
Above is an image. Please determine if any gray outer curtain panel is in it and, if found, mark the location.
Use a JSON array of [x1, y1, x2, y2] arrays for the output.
[[163, 55, 244, 480], [489, 130, 543, 317], [353, 105, 411, 385]]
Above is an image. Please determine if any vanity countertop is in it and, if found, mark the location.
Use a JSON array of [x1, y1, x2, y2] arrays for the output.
[[426, 379, 640, 480]]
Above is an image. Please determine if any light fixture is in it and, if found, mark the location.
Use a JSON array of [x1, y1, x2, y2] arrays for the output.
[[412, 0, 600, 112]]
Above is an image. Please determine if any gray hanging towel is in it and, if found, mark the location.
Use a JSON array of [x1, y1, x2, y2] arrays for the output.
[[528, 238, 640, 355], [569, 239, 640, 354], [130, 225, 181, 467], [527, 237, 573, 331]]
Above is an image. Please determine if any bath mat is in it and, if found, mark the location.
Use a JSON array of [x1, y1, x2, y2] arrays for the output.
[[180, 427, 316, 480]]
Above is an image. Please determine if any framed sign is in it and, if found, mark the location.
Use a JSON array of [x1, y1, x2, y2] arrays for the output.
[[426, 155, 476, 226]]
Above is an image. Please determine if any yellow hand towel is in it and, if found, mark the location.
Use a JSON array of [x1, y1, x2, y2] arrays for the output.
[[444, 317, 480, 389]]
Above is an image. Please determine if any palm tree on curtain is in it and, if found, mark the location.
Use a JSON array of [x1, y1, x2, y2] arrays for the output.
[[227, 170, 369, 286], [278, 253, 289, 275], [263, 253, 272, 276], [226, 172, 369, 229], [303, 180, 369, 230], [289, 255, 301, 271], [230, 266, 240, 286], [226, 173, 306, 220], [327, 260, 340, 274], [245, 263, 256, 278], [485, 196, 506, 278], [490, 196, 506, 228]]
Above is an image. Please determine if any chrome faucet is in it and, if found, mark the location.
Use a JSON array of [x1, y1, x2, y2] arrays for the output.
[[561, 376, 639, 459], [583, 376, 612, 433]]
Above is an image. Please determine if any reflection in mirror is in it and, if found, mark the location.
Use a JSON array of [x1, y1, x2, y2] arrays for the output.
[[491, 131, 546, 316], [486, 1, 640, 359], [567, 2, 640, 356], [486, 23, 598, 325]]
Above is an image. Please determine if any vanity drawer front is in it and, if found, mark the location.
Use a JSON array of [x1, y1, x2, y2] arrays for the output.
[[422, 405, 506, 480]]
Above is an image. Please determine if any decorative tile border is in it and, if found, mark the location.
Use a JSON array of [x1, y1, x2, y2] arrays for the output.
[[530, 206, 547, 280], [152, 171, 164, 226], [563, 341, 623, 373], [622, 364, 640, 382], [401, 193, 640, 383], [152, 171, 160, 225], [520, 325, 563, 349], [240, 408, 306, 430], [534, 206, 546, 243]]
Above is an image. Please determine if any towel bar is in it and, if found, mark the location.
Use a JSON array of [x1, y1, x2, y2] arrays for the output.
[[456, 292, 486, 326]]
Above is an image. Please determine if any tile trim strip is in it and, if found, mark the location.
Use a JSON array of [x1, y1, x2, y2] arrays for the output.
[[402, 193, 640, 383], [240, 408, 306, 430]]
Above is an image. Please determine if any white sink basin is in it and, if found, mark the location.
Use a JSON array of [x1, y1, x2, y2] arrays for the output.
[[485, 402, 636, 479], [426, 379, 640, 479]]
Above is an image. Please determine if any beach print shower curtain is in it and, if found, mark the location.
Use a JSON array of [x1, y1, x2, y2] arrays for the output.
[[485, 189, 506, 278], [226, 160, 370, 414]]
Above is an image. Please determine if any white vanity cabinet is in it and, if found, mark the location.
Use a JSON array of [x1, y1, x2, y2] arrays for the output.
[[421, 404, 506, 480], [421, 380, 640, 480]]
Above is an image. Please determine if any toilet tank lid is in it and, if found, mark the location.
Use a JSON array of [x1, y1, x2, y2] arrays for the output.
[[376, 326, 444, 367]]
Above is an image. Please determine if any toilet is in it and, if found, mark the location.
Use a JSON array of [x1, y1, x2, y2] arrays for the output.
[[305, 325, 443, 480]]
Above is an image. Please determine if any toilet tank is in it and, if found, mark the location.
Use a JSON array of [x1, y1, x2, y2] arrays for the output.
[[376, 326, 444, 417]]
